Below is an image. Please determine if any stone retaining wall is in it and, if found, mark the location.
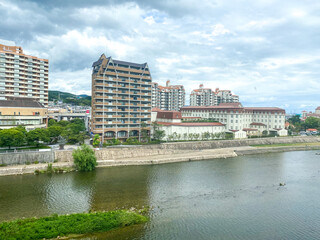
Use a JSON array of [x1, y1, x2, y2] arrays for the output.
[[55, 147, 188, 162], [54, 136, 320, 162], [0, 151, 54, 166], [149, 136, 320, 150]]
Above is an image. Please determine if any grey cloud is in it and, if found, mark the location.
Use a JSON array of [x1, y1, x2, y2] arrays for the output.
[[1, 0, 319, 112]]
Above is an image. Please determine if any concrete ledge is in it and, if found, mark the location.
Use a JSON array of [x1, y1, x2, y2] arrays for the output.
[[236, 145, 320, 155], [0, 162, 74, 177]]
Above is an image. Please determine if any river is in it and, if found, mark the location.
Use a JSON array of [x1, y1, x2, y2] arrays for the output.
[[1, 150, 320, 239]]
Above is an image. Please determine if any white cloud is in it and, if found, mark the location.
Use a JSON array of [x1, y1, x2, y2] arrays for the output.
[[1, 0, 320, 112]]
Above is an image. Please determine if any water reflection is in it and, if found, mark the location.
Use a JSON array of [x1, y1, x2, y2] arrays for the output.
[[0, 151, 320, 240]]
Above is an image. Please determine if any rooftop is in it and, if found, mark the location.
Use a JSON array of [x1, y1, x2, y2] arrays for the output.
[[92, 55, 147, 69], [157, 122, 225, 127], [0, 98, 45, 108], [157, 111, 182, 119]]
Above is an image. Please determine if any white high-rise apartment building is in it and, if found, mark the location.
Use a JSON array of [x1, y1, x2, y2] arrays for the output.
[[0, 40, 49, 106], [152, 80, 185, 111], [190, 84, 239, 106]]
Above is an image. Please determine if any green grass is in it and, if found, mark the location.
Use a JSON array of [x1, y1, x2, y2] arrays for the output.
[[251, 142, 320, 147], [0, 210, 148, 240]]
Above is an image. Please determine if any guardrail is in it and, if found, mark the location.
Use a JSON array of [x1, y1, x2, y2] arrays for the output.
[[0, 148, 52, 154]]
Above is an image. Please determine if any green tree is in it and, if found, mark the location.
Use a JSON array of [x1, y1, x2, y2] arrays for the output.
[[48, 119, 57, 127], [303, 117, 320, 129], [72, 144, 97, 172], [27, 128, 50, 147], [203, 132, 210, 140], [194, 133, 200, 140], [152, 122, 165, 141], [48, 125, 63, 144], [153, 130, 165, 141], [140, 122, 149, 142], [288, 115, 301, 125], [69, 119, 86, 133], [57, 120, 70, 128], [0, 129, 25, 149], [14, 126, 27, 136], [188, 133, 194, 140], [183, 133, 188, 140], [93, 134, 100, 147]]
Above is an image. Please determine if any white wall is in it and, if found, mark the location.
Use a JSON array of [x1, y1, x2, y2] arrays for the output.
[[159, 125, 226, 141]]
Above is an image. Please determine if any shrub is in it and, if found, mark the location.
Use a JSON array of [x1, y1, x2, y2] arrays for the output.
[[124, 137, 139, 145], [47, 163, 53, 173], [72, 144, 97, 172]]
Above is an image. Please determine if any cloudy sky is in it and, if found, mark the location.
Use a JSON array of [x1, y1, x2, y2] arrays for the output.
[[1, 0, 319, 112]]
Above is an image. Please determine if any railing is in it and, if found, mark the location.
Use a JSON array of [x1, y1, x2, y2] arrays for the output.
[[0, 148, 52, 154]]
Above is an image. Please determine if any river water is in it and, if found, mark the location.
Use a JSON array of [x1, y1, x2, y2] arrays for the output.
[[1, 150, 320, 239]]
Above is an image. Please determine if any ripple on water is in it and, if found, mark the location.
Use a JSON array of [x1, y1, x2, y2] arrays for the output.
[[1, 151, 320, 239]]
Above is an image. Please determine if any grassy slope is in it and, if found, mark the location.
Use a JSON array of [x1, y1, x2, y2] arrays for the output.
[[0, 210, 148, 240]]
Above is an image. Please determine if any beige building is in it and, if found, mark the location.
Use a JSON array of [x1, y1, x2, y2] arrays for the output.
[[91, 54, 152, 140], [190, 84, 239, 106], [0, 40, 49, 107], [0, 97, 47, 130], [152, 80, 185, 111], [181, 103, 287, 136]]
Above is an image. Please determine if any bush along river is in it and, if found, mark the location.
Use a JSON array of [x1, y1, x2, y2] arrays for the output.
[[0, 150, 320, 239]]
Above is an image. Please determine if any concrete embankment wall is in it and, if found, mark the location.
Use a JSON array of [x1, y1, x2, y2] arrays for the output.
[[1, 136, 319, 166], [148, 136, 320, 150], [0, 151, 54, 166], [236, 145, 320, 156], [55, 148, 188, 162], [54, 136, 320, 162]]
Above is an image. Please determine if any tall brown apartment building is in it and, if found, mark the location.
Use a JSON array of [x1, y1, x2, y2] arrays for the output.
[[91, 54, 152, 141], [0, 40, 49, 107]]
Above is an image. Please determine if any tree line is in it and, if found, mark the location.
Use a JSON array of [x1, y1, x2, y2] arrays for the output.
[[288, 115, 320, 133], [0, 118, 87, 149]]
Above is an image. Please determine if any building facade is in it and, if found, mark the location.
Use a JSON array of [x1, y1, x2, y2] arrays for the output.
[[91, 54, 152, 141], [151, 80, 185, 111], [301, 106, 320, 121], [152, 109, 227, 141], [181, 103, 287, 135], [0, 40, 49, 107], [190, 84, 239, 106], [0, 97, 47, 130]]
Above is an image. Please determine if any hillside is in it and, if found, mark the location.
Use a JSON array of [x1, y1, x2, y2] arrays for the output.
[[49, 90, 91, 106]]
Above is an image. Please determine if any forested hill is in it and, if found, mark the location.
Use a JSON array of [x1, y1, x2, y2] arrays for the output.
[[49, 90, 91, 106]]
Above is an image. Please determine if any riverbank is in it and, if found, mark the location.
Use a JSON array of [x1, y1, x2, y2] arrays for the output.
[[0, 210, 148, 239], [1, 144, 320, 176]]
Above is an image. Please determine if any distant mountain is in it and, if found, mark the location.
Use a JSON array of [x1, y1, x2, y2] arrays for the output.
[[49, 90, 91, 106]]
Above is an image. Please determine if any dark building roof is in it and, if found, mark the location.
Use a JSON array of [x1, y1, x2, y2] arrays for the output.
[[0, 98, 45, 108], [157, 122, 224, 127], [92, 57, 103, 67], [157, 111, 182, 119], [92, 55, 147, 69], [113, 59, 147, 69]]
